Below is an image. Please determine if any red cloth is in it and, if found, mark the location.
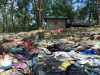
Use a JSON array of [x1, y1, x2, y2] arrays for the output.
[[96, 35, 100, 40], [51, 28, 64, 33], [29, 48, 39, 54], [22, 40, 39, 54], [22, 40, 33, 49]]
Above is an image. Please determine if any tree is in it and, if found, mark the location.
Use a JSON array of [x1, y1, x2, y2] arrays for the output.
[[78, 0, 98, 24], [0, 0, 37, 32], [0, 0, 8, 32], [44, 0, 75, 18]]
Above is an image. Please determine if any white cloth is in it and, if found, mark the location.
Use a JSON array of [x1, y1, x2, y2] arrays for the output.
[[0, 55, 12, 67], [94, 41, 100, 49], [53, 51, 73, 61]]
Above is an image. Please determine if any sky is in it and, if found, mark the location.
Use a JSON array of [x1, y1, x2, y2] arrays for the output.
[[27, 2, 33, 14], [16, 0, 88, 16], [72, 0, 88, 11]]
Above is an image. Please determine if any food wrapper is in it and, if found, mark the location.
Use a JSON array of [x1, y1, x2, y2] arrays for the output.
[[58, 60, 72, 71]]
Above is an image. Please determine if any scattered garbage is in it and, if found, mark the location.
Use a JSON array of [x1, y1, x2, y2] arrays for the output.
[[0, 31, 100, 75]]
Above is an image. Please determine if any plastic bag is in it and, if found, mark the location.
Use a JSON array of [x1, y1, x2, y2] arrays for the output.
[[59, 60, 72, 71]]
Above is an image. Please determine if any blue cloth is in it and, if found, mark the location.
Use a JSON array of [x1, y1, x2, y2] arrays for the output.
[[10, 47, 24, 53], [10, 47, 31, 59], [80, 49, 97, 55]]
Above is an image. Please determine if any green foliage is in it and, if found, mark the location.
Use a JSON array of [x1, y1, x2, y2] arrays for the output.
[[0, 0, 36, 32], [78, 6, 88, 19], [0, 0, 99, 32], [0, 0, 7, 4], [44, 0, 75, 18]]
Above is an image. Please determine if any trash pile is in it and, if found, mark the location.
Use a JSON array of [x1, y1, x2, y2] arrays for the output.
[[0, 30, 100, 75]]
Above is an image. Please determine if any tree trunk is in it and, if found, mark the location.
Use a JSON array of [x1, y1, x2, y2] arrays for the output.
[[35, 0, 43, 29], [11, 0, 15, 32]]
